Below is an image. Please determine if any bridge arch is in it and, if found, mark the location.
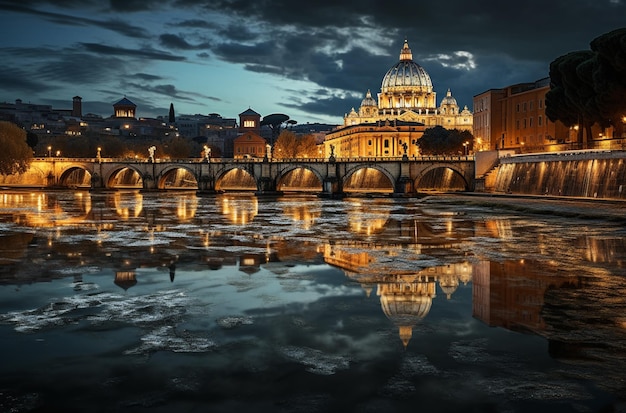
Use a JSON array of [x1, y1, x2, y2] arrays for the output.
[[215, 165, 256, 191], [414, 164, 469, 191], [275, 165, 324, 192], [157, 165, 198, 190], [58, 165, 92, 188], [343, 164, 395, 194], [105, 165, 144, 189]]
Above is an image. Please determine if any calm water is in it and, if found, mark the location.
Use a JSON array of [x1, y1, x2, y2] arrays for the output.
[[0, 190, 625, 413]]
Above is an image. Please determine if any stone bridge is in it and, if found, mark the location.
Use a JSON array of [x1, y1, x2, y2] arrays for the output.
[[19, 155, 476, 197]]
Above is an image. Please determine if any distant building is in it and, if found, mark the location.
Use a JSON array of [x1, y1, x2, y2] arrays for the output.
[[233, 108, 267, 158], [473, 78, 608, 152]]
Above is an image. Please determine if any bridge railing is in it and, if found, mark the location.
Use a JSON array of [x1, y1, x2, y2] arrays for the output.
[[32, 155, 475, 163]]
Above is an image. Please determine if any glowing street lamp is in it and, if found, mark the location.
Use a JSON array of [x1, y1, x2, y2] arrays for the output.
[[97, 146, 102, 161], [47, 146, 51, 157], [463, 141, 469, 156]]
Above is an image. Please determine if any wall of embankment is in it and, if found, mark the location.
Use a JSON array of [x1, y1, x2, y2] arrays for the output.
[[488, 150, 626, 199]]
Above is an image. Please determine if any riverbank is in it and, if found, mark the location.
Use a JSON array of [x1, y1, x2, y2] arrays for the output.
[[426, 192, 626, 222]]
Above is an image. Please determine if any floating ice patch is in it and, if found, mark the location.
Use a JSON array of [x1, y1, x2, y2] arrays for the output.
[[0, 293, 115, 333], [124, 325, 216, 354], [216, 315, 254, 329], [279, 345, 350, 375]]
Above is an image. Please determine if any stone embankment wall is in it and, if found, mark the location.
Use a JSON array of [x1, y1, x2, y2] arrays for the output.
[[492, 150, 626, 199]]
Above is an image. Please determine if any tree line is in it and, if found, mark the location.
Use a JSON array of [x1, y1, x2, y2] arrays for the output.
[[546, 27, 626, 146]]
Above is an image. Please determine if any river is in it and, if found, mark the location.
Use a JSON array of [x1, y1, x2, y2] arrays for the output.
[[0, 190, 625, 412]]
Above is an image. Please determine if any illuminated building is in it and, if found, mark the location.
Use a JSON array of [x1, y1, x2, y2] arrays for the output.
[[324, 40, 473, 158], [233, 108, 267, 159], [472, 78, 607, 153]]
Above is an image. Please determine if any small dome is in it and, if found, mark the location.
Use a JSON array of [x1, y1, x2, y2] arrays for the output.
[[360, 90, 377, 107], [440, 89, 457, 107], [381, 40, 433, 93]]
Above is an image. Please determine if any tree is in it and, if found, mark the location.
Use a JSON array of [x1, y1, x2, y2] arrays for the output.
[[169, 103, 175, 124], [26, 131, 38, 150], [0, 121, 33, 175], [261, 113, 289, 145], [272, 131, 320, 159], [590, 28, 626, 137], [546, 51, 599, 147], [417, 126, 473, 155], [297, 134, 319, 158], [273, 130, 298, 158], [546, 28, 626, 144]]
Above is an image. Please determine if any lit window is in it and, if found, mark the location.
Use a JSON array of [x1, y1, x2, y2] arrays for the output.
[[244, 120, 255, 128]]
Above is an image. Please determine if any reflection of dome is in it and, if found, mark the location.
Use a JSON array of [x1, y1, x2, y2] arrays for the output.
[[381, 40, 433, 93], [114, 271, 137, 290], [377, 276, 437, 348], [439, 273, 460, 299]]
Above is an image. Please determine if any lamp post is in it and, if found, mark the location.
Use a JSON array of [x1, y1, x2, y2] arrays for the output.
[[97, 147, 102, 163], [462, 141, 468, 156], [47, 146, 52, 157]]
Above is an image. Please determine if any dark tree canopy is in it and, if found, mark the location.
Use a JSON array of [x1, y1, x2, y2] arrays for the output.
[[0, 121, 32, 175], [590, 28, 626, 136], [261, 113, 289, 145], [417, 126, 473, 155], [168, 103, 175, 124], [546, 28, 626, 142], [26, 131, 38, 149]]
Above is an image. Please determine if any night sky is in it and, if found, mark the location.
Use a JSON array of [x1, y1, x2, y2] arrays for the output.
[[1, 0, 624, 125]]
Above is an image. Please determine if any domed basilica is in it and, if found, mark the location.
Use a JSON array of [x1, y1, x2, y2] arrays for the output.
[[325, 40, 472, 158]]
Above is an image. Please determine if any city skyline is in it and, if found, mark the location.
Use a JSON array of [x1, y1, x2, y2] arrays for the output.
[[1, 1, 624, 125]]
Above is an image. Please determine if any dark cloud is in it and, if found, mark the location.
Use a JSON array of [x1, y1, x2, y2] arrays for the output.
[[159, 34, 211, 50], [2, 0, 625, 122], [79, 43, 186, 61], [0, 4, 150, 38]]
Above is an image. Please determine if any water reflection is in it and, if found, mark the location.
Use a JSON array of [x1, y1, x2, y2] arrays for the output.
[[1, 190, 626, 411], [219, 194, 258, 224], [109, 191, 143, 219]]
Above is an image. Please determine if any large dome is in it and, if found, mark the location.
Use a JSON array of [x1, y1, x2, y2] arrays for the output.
[[381, 40, 433, 93]]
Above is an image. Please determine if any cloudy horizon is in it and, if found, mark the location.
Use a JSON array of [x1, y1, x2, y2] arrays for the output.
[[1, 0, 624, 125]]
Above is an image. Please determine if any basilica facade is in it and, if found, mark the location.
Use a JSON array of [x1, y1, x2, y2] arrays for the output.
[[325, 40, 473, 158]]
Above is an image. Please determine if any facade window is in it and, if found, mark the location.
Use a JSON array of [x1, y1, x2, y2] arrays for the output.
[[529, 118, 533, 127], [516, 120, 520, 130], [384, 140, 389, 148], [243, 120, 255, 128], [538, 116, 542, 126], [523, 119, 527, 128], [530, 101, 533, 110], [523, 102, 527, 112], [539, 99, 543, 109], [516, 104, 520, 112], [368, 140, 372, 145]]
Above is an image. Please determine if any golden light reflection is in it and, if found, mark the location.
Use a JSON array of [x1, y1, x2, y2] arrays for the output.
[[346, 201, 389, 235], [282, 204, 320, 230], [176, 196, 198, 221], [112, 191, 143, 219], [219, 195, 258, 224], [0, 192, 92, 227]]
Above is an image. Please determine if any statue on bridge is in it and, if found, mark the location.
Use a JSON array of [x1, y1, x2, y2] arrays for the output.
[[148, 146, 156, 163], [203, 145, 211, 162]]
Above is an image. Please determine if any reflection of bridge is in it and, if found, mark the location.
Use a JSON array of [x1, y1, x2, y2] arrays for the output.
[[25, 156, 475, 196]]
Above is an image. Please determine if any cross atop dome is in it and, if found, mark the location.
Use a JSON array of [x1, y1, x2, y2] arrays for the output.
[[399, 39, 412, 61]]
